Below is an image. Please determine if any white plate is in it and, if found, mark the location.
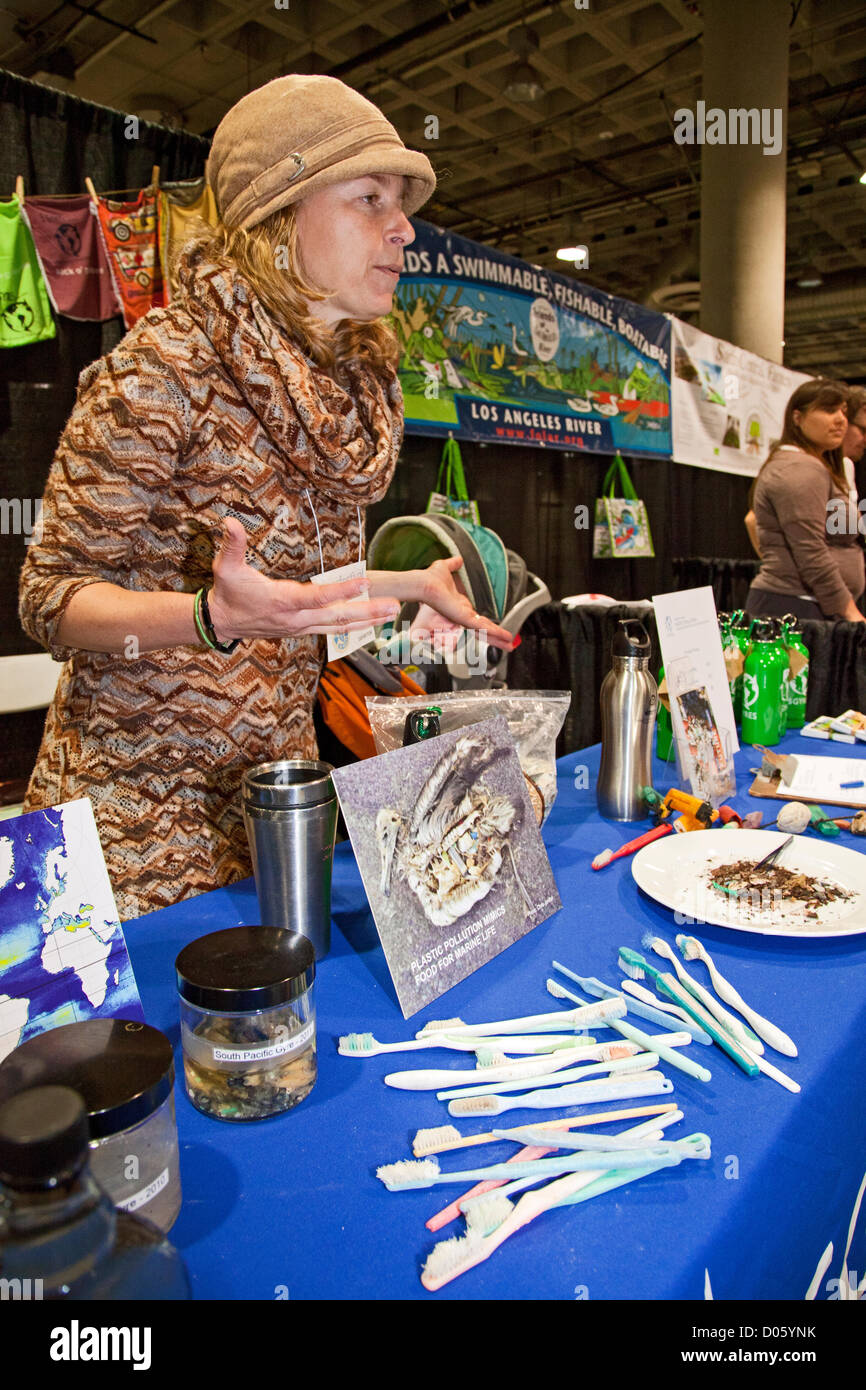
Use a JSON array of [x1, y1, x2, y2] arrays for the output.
[[631, 829, 866, 938]]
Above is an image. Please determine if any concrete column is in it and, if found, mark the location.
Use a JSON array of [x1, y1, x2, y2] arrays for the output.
[[698, 0, 789, 362]]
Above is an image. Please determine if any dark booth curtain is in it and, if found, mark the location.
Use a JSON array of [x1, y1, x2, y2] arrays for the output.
[[0, 71, 209, 795], [510, 602, 866, 756], [0, 67, 210, 660]]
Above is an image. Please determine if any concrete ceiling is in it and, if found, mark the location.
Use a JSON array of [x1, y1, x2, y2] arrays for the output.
[[3, 0, 865, 379]]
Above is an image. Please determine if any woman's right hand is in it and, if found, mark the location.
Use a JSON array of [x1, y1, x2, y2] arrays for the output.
[[841, 597, 866, 624], [208, 518, 401, 642]]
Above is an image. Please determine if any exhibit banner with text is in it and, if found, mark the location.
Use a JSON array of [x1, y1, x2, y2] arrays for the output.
[[671, 318, 810, 477], [394, 220, 672, 457]]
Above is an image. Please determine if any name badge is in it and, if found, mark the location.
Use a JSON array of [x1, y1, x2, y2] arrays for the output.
[[310, 559, 376, 662]]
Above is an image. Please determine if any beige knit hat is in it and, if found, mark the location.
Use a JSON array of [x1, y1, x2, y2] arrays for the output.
[[207, 74, 436, 230]]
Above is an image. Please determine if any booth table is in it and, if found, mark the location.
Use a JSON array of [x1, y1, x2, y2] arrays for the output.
[[126, 732, 866, 1301]]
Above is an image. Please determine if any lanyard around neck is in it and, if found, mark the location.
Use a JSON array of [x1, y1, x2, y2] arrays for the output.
[[304, 489, 363, 574]]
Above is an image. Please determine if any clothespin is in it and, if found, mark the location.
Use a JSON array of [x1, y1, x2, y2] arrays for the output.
[[754, 745, 796, 784], [150, 165, 160, 192], [15, 175, 24, 201], [85, 176, 98, 204]]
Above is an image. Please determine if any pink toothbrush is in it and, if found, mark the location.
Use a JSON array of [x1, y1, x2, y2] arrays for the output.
[[592, 823, 673, 870]]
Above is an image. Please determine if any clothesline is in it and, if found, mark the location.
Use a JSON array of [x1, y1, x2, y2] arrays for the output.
[[3, 166, 218, 345], [11, 167, 208, 201]]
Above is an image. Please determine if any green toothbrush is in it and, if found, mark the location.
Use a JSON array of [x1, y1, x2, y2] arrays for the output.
[[618, 946, 759, 1077]]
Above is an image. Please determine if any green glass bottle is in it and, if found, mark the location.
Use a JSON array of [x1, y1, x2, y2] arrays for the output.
[[781, 613, 809, 728], [767, 618, 789, 736], [656, 665, 673, 761], [718, 612, 739, 717], [730, 611, 753, 725], [742, 619, 784, 746]]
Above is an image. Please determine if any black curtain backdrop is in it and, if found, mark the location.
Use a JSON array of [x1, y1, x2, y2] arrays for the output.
[[0, 68, 209, 662], [509, 602, 866, 755], [365, 438, 757, 610]]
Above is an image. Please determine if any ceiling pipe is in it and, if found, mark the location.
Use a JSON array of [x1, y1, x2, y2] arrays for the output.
[[639, 230, 698, 305]]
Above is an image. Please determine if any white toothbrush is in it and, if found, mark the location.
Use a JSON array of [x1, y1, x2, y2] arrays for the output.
[[412, 1103, 679, 1156], [548, 977, 713, 1084], [737, 1041, 800, 1093], [436, 1052, 659, 1101], [619, 979, 714, 1044], [413, 996, 626, 1039], [675, 934, 797, 1057], [378, 1142, 686, 1191], [642, 933, 765, 1055], [383, 1041, 640, 1091], [447, 1071, 673, 1117], [338, 1031, 592, 1058]]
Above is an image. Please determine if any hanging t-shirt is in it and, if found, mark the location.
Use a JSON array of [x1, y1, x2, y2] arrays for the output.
[[93, 188, 163, 329], [0, 195, 56, 347], [22, 195, 119, 322], [159, 179, 218, 304]]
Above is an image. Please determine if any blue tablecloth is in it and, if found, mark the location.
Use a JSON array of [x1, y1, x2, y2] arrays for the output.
[[126, 732, 866, 1301]]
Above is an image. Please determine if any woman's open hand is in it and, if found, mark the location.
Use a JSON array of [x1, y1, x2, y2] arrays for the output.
[[412, 555, 516, 651], [208, 518, 400, 642]]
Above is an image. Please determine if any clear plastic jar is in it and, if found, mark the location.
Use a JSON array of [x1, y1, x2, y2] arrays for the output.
[[0, 1020, 181, 1232], [176, 926, 316, 1122], [90, 1089, 181, 1231]]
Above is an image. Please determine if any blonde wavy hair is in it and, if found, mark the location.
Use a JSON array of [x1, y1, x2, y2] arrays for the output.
[[184, 205, 400, 382]]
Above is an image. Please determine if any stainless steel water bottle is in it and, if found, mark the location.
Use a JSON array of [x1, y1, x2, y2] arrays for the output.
[[242, 760, 338, 960], [597, 620, 658, 820]]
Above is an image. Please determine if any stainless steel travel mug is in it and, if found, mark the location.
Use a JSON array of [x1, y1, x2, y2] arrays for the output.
[[242, 760, 338, 960]]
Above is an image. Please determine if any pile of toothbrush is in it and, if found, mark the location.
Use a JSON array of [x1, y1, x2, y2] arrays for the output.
[[615, 933, 799, 1093], [338, 935, 796, 1289], [339, 977, 717, 1290]]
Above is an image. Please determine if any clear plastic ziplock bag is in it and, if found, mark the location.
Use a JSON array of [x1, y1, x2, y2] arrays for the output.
[[365, 690, 571, 824]]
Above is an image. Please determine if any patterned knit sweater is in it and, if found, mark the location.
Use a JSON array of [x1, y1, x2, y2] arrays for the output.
[[19, 243, 403, 920]]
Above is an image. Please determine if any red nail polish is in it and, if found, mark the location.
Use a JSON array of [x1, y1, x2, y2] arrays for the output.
[[512, 634, 522, 649]]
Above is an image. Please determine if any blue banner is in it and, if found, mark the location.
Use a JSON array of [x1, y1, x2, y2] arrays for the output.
[[393, 220, 672, 456]]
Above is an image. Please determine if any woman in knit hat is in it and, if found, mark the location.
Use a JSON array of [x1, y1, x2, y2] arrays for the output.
[[19, 76, 515, 921]]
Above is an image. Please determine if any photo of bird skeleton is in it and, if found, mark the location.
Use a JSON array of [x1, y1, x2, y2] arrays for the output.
[[375, 733, 534, 928]]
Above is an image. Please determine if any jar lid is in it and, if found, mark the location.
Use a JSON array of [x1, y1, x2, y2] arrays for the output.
[[0, 1020, 175, 1140], [175, 926, 315, 1012], [0, 1086, 90, 1187]]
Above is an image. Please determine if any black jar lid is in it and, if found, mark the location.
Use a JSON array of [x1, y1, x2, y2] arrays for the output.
[[0, 1086, 91, 1187], [0, 1020, 175, 1140], [175, 926, 315, 1013]]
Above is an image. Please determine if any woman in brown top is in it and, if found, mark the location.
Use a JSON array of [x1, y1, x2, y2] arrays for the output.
[[746, 379, 865, 623], [18, 76, 515, 920]]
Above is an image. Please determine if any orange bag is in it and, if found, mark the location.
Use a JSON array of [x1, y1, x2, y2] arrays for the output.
[[317, 657, 425, 760]]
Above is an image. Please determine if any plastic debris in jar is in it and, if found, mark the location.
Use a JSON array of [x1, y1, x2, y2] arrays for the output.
[[0, 1019, 181, 1232], [175, 926, 316, 1122]]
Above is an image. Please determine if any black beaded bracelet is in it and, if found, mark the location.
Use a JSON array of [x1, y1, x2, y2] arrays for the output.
[[198, 587, 239, 654]]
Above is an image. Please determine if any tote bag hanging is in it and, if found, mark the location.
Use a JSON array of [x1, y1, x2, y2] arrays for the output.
[[592, 451, 655, 559], [427, 435, 480, 526]]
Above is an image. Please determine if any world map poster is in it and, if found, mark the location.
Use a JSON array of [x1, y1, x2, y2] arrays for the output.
[[0, 798, 144, 1063]]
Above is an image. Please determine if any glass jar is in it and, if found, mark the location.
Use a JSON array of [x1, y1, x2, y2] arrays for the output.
[[175, 926, 316, 1122], [0, 1020, 181, 1231]]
